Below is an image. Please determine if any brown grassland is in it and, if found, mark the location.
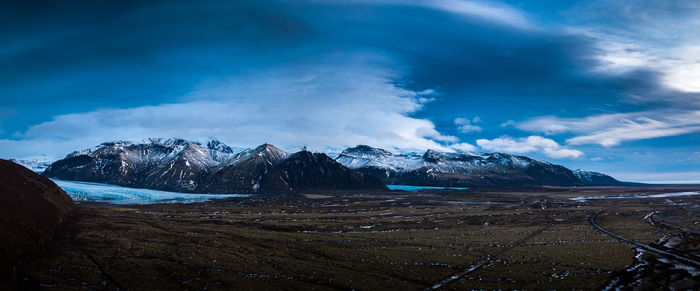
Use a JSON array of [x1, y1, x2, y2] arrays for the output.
[[12, 186, 700, 290]]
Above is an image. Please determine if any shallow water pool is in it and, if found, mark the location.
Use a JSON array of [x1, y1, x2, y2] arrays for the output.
[[387, 185, 470, 191]]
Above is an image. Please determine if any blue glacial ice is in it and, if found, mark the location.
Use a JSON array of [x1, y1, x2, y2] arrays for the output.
[[52, 179, 251, 204]]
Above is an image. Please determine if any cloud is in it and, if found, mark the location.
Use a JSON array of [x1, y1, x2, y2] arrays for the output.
[[566, 116, 700, 147], [454, 117, 482, 133], [450, 142, 477, 152], [476, 136, 583, 159], [499, 120, 515, 128], [568, 1, 700, 93], [590, 35, 700, 94], [662, 45, 700, 93], [518, 110, 700, 146], [343, 0, 533, 30], [518, 113, 625, 135], [419, 0, 534, 30], [2, 64, 463, 158]]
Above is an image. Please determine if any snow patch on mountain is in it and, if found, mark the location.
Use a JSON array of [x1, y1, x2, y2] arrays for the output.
[[335, 145, 618, 187], [336, 145, 544, 174], [335, 145, 423, 171], [9, 155, 54, 172]]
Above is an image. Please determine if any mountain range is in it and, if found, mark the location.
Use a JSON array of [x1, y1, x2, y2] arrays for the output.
[[336, 145, 623, 187], [42, 139, 386, 194], [40, 138, 623, 194]]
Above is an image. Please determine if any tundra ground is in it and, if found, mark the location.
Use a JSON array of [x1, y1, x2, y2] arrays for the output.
[[14, 186, 700, 290]]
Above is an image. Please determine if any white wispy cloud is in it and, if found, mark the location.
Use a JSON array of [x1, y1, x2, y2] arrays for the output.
[[499, 120, 515, 128], [591, 35, 700, 93], [421, 0, 533, 30], [454, 117, 482, 133], [518, 110, 700, 146], [567, 1, 700, 93], [342, 0, 534, 30], [476, 135, 583, 159], [2, 64, 463, 159], [451, 142, 478, 152]]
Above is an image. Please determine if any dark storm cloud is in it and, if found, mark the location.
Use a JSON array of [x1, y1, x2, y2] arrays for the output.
[[0, 0, 678, 120]]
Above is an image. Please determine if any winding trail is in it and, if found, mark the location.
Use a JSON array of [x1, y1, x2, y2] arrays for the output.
[[588, 205, 700, 268], [428, 225, 552, 290]]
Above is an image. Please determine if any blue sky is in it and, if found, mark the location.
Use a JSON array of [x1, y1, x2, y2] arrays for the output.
[[1, 0, 699, 183]]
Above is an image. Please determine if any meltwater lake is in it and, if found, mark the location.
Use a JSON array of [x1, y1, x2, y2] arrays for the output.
[[386, 185, 470, 191], [53, 179, 250, 205]]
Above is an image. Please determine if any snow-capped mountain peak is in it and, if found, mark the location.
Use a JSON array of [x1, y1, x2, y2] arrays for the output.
[[42, 140, 624, 193], [342, 145, 394, 157], [206, 139, 234, 154], [336, 145, 423, 171]]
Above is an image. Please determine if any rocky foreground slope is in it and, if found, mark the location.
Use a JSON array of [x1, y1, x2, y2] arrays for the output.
[[0, 159, 74, 280], [335, 145, 623, 187], [43, 139, 385, 194]]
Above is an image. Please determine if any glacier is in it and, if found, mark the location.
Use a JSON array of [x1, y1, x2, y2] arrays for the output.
[[53, 179, 250, 204]]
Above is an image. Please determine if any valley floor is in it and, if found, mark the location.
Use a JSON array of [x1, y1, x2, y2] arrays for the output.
[[12, 186, 700, 290]]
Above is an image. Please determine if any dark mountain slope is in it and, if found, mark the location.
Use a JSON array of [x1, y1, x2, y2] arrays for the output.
[[259, 151, 388, 194], [199, 144, 287, 193]]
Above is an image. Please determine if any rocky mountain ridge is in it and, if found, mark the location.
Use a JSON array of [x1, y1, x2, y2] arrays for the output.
[[42, 140, 624, 194], [335, 145, 623, 187], [42, 139, 386, 194]]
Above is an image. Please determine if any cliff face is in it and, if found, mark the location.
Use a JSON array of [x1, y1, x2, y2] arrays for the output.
[[0, 159, 74, 278]]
